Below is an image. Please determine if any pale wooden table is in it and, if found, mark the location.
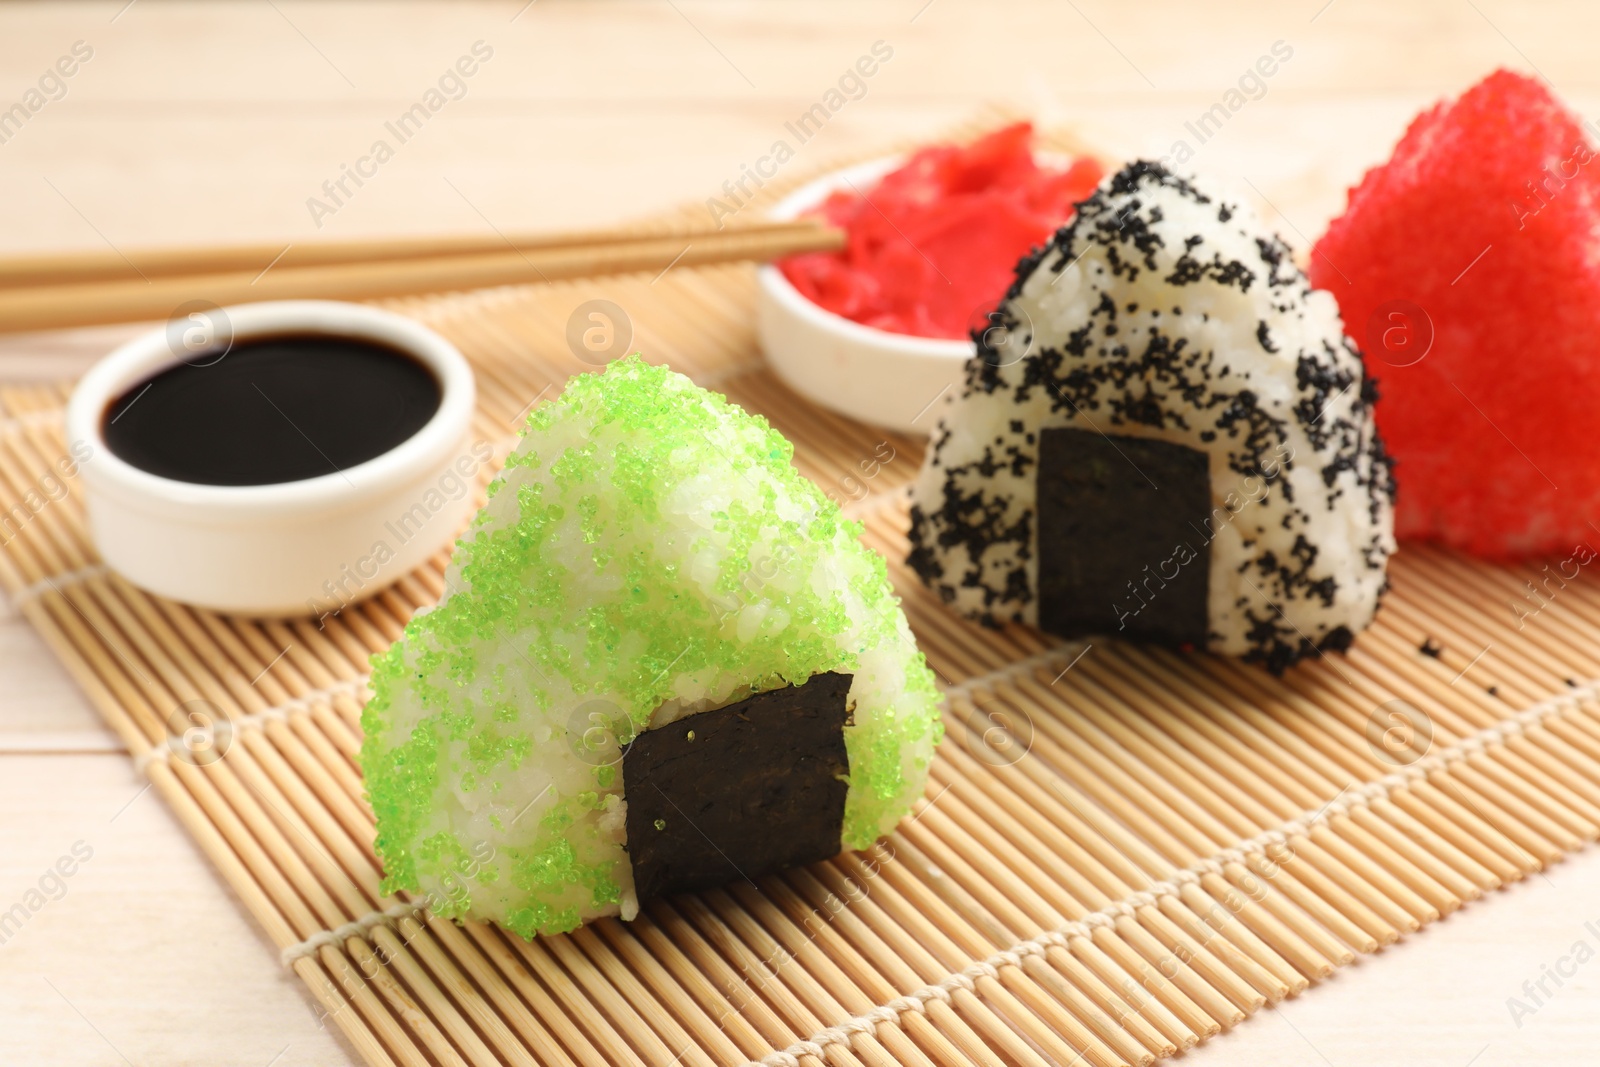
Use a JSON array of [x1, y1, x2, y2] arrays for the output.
[[3, 2, 1598, 1064]]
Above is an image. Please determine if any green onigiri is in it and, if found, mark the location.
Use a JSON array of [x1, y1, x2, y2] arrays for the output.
[[362, 356, 941, 937]]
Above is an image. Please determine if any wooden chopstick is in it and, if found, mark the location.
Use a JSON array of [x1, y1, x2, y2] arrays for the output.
[[0, 222, 842, 335], [0, 217, 831, 289]]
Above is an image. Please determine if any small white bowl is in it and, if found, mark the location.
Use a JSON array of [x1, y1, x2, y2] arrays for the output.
[[66, 300, 477, 617], [758, 156, 970, 436]]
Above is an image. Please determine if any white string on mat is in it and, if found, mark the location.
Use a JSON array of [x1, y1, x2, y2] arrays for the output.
[[743, 676, 1600, 1067], [941, 642, 1090, 700], [134, 675, 370, 775], [6, 562, 111, 607], [280, 901, 429, 966]]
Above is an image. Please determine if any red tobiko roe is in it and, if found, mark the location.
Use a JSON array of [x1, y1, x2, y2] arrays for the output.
[[779, 123, 1104, 340], [1312, 70, 1600, 559]]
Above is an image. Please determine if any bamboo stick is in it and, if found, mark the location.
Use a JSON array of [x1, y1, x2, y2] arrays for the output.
[[0, 217, 831, 289], [0, 222, 842, 334], [931, 741, 1297, 1006]]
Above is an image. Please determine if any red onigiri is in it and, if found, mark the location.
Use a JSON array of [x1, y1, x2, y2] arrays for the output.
[[1311, 70, 1600, 558]]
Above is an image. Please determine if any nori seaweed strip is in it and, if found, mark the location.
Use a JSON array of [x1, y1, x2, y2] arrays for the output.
[[623, 672, 853, 902], [1036, 427, 1211, 647]]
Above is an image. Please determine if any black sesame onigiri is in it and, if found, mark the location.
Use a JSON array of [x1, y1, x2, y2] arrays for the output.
[[908, 162, 1396, 672]]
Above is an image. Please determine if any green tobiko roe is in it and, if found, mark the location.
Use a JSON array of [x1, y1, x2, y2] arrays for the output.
[[361, 355, 940, 937]]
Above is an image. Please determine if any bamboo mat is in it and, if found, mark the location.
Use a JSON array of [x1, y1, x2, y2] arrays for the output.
[[7, 116, 1600, 1067]]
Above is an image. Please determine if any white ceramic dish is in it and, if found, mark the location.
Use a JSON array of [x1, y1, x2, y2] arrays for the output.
[[758, 155, 971, 436], [66, 300, 477, 617]]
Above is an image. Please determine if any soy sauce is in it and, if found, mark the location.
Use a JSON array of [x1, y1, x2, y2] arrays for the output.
[[103, 335, 441, 486]]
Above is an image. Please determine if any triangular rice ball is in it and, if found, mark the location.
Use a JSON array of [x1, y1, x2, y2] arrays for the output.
[[363, 356, 940, 936], [1313, 70, 1600, 557], [908, 162, 1396, 672]]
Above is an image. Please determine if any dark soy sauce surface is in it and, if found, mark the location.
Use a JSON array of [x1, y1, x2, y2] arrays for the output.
[[103, 334, 441, 486]]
